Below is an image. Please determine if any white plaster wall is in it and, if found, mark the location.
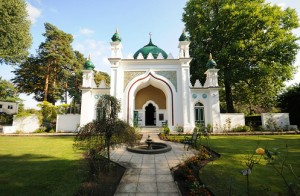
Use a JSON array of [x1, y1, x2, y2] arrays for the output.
[[220, 113, 245, 131], [3, 126, 16, 133], [5, 115, 40, 133], [56, 114, 80, 132], [261, 113, 290, 129]]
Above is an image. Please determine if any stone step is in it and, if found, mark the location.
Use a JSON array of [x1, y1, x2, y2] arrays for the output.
[[139, 126, 160, 133]]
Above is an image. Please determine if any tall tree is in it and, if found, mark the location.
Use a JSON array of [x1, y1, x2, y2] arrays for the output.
[[183, 0, 299, 112], [13, 23, 77, 104], [38, 23, 75, 103], [0, 77, 19, 101], [277, 84, 300, 128], [0, 0, 32, 64], [67, 50, 85, 105]]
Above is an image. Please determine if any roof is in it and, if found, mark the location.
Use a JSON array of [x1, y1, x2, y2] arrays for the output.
[[133, 38, 168, 59]]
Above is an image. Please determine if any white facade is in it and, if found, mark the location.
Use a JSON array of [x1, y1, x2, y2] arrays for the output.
[[0, 101, 19, 114], [79, 31, 222, 132]]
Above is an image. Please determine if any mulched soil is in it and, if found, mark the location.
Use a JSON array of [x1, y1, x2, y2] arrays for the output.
[[76, 159, 125, 196]]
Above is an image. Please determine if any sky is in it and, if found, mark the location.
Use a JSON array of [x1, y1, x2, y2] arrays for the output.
[[1, 0, 300, 109]]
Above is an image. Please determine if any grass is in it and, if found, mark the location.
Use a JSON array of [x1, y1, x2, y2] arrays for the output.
[[0, 136, 86, 196], [199, 135, 300, 195]]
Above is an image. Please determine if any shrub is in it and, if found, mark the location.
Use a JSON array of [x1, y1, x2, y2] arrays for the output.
[[0, 113, 13, 125], [232, 125, 251, 132], [164, 126, 170, 135]]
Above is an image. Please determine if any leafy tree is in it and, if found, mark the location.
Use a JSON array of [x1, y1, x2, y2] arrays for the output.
[[67, 51, 85, 105], [12, 23, 80, 104], [38, 23, 75, 103], [277, 84, 300, 128], [94, 70, 110, 87], [0, 0, 32, 64], [74, 95, 139, 166], [183, 0, 299, 112], [0, 77, 19, 101]]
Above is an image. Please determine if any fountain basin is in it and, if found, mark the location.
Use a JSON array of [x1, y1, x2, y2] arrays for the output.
[[127, 142, 172, 154]]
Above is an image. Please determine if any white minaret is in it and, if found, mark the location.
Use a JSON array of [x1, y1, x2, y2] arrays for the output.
[[178, 29, 191, 58], [110, 28, 123, 58]]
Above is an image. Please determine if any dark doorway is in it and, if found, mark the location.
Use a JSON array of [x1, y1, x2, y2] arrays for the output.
[[145, 103, 156, 126]]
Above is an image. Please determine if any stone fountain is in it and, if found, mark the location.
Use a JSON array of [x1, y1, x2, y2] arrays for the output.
[[127, 135, 172, 154]]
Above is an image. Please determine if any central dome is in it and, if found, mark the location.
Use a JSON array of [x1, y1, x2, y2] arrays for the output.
[[133, 38, 168, 59]]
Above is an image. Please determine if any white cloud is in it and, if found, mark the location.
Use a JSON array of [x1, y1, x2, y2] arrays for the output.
[[73, 39, 110, 73], [79, 28, 95, 35], [26, 2, 42, 24]]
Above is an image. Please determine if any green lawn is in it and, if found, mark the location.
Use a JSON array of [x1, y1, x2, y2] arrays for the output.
[[200, 135, 300, 195], [0, 136, 86, 196]]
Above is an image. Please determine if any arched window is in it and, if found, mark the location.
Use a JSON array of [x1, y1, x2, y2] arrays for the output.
[[195, 102, 205, 125]]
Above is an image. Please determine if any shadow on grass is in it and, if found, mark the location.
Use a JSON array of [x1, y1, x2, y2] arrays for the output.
[[0, 154, 86, 196]]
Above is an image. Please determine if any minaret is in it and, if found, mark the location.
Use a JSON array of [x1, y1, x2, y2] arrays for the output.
[[178, 29, 191, 58], [82, 55, 96, 88], [204, 53, 219, 87], [110, 28, 123, 58]]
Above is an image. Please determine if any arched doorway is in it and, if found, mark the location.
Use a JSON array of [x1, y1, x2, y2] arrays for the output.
[[145, 103, 156, 126], [195, 102, 205, 125]]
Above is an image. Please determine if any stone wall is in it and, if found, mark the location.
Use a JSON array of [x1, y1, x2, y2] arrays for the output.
[[261, 113, 291, 130], [3, 115, 40, 133], [220, 113, 245, 131], [56, 114, 80, 132]]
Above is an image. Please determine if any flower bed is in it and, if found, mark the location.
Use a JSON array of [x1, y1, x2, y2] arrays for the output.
[[171, 146, 220, 195]]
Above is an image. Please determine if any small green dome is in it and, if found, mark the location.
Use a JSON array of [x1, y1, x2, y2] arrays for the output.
[[84, 57, 95, 70], [133, 38, 168, 59], [206, 53, 217, 68], [111, 29, 122, 42], [179, 30, 189, 41]]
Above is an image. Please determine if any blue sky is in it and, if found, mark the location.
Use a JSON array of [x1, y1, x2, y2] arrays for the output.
[[1, 0, 299, 108]]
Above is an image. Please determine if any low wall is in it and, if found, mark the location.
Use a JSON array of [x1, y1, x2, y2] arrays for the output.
[[261, 113, 290, 130], [220, 113, 245, 131], [56, 114, 80, 132], [3, 115, 40, 133]]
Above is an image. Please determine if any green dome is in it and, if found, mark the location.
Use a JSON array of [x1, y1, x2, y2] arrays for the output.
[[84, 58, 95, 70], [133, 38, 168, 59], [206, 53, 217, 68], [111, 29, 122, 42], [179, 30, 189, 41]]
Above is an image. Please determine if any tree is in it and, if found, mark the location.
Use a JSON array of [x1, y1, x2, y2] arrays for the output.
[[0, 0, 32, 64], [183, 0, 299, 112], [277, 84, 300, 128], [12, 23, 79, 104], [74, 95, 139, 165], [0, 77, 19, 101]]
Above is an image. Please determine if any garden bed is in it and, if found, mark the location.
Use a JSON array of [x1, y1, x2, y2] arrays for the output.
[[171, 145, 220, 195], [76, 157, 125, 196]]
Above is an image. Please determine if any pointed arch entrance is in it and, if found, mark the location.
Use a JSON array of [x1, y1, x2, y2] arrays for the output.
[[125, 72, 175, 127]]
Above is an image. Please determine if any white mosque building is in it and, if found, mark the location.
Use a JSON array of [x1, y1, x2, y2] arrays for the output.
[[79, 30, 222, 132]]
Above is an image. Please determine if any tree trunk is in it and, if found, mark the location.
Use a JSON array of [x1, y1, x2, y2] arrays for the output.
[[44, 62, 51, 101], [224, 80, 235, 112]]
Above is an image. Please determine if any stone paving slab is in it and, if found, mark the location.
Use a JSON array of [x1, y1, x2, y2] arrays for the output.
[[113, 132, 196, 195]]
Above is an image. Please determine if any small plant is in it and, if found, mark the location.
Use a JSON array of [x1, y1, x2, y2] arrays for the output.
[[232, 125, 251, 132], [34, 126, 46, 133], [175, 124, 184, 132], [15, 130, 24, 134], [223, 118, 231, 132], [162, 122, 170, 135]]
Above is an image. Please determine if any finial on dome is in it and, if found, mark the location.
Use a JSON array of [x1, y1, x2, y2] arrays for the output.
[[149, 32, 152, 39], [209, 53, 212, 60], [206, 53, 217, 68], [88, 54, 91, 61], [116, 28, 119, 34]]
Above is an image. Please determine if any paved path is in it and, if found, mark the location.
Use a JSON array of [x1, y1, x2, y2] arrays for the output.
[[112, 132, 196, 196]]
